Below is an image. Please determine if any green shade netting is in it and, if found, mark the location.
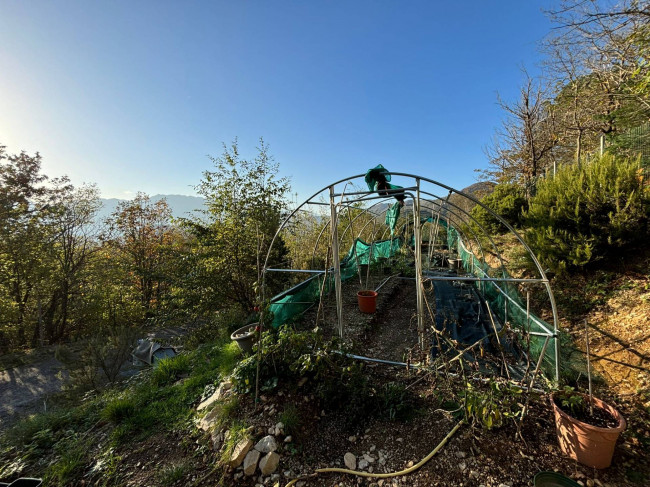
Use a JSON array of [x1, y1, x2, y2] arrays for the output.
[[385, 202, 401, 235], [445, 223, 559, 377], [342, 237, 403, 267], [270, 237, 403, 328]]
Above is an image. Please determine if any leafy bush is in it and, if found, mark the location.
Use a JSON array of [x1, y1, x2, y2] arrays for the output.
[[379, 382, 414, 421], [470, 183, 528, 234], [525, 155, 648, 272], [232, 326, 418, 429], [462, 380, 524, 430], [55, 326, 137, 391], [232, 326, 341, 393]]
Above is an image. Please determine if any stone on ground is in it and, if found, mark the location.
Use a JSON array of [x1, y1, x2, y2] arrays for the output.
[[259, 451, 280, 475], [255, 435, 278, 453], [344, 452, 356, 470], [229, 438, 253, 468], [198, 404, 222, 431], [243, 449, 261, 476], [197, 380, 231, 411]]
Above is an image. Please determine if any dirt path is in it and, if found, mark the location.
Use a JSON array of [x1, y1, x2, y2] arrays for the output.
[[0, 356, 69, 429]]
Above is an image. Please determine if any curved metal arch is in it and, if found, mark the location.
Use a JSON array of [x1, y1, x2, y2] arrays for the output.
[[385, 173, 558, 338], [262, 172, 560, 381], [310, 198, 392, 269], [415, 190, 509, 279]]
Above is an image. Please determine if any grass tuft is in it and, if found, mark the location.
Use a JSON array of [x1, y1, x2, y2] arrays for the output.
[[157, 462, 188, 485], [102, 397, 136, 424], [151, 354, 191, 386]]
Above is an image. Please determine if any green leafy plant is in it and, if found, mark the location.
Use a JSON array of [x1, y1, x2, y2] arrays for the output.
[[555, 386, 587, 417], [379, 382, 414, 421], [462, 380, 524, 430], [151, 354, 191, 386]]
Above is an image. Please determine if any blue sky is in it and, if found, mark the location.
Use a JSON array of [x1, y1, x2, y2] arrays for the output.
[[0, 1, 554, 201]]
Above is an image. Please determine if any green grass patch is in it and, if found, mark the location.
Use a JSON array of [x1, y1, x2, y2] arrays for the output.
[[43, 437, 89, 485], [0, 335, 241, 481], [151, 354, 192, 386], [102, 397, 136, 423]]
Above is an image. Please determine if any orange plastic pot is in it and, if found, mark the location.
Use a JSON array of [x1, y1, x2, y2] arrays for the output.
[[357, 290, 378, 314], [551, 392, 626, 469]]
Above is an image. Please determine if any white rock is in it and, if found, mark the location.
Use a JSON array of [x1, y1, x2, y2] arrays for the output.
[[197, 381, 231, 411], [244, 450, 261, 476], [396, 438, 404, 442], [255, 435, 278, 453], [259, 452, 280, 475], [198, 404, 222, 431], [344, 452, 356, 470], [267, 427, 275, 435], [363, 454, 375, 463], [348, 436, 357, 442], [370, 445, 376, 452], [284, 436, 292, 443], [358, 459, 369, 470], [455, 451, 466, 459], [229, 439, 253, 468], [469, 470, 480, 479], [406, 460, 414, 468]]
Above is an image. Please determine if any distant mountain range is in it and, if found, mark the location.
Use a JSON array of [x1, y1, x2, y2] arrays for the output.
[[98, 194, 206, 221], [97, 182, 495, 223]]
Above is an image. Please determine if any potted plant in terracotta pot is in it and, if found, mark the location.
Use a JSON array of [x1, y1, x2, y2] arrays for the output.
[[550, 386, 626, 469]]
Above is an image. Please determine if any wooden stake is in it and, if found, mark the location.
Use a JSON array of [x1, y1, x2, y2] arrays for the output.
[[585, 319, 594, 416]]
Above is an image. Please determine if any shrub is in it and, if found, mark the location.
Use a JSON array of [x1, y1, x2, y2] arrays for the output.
[[525, 155, 648, 272], [470, 183, 528, 234]]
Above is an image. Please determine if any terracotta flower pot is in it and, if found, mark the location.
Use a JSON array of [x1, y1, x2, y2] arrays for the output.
[[550, 392, 626, 469], [357, 290, 378, 314]]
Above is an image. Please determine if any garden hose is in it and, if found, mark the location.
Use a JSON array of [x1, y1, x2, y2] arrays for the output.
[[284, 419, 464, 486]]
